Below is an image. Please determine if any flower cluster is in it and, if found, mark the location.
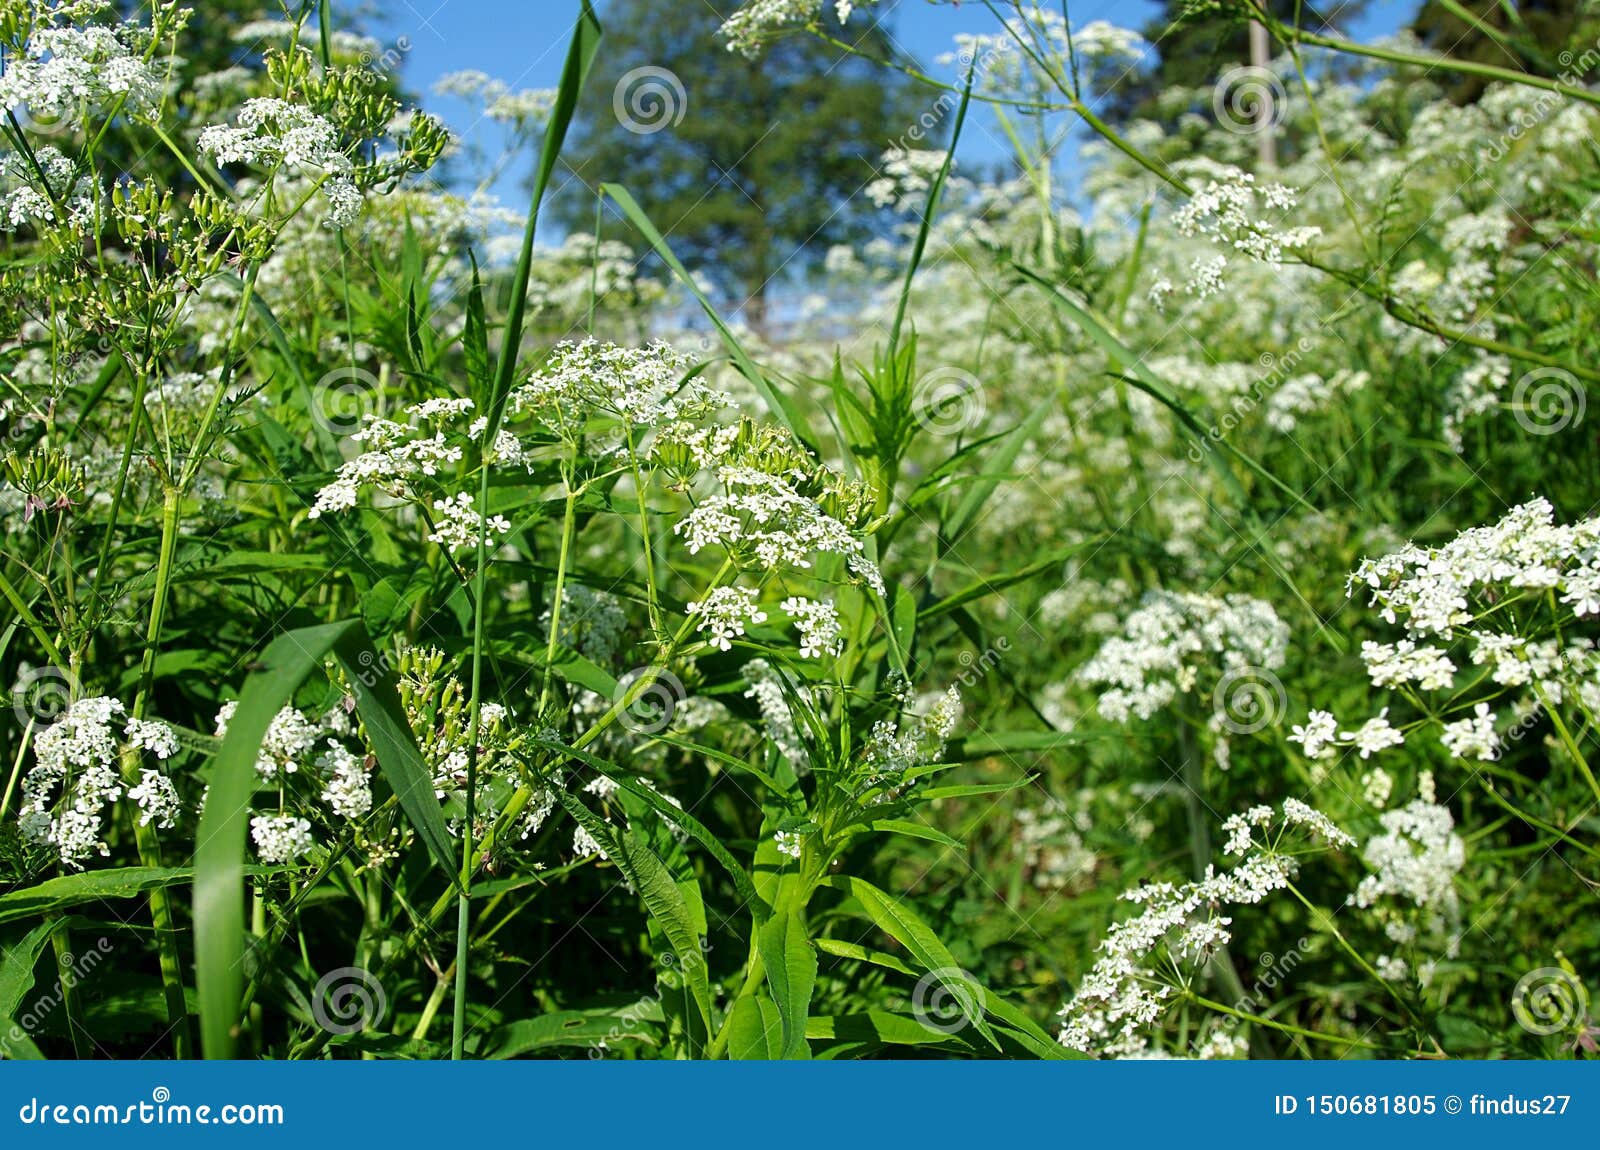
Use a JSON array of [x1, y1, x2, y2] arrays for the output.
[[1349, 780, 1465, 986], [719, 0, 868, 57], [198, 98, 364, 227], [1077, 590, 1289, 723], [510, 340, 718, 437], [1057, 800, 1350, 1057], [20, 697, 180, 867], [308, 399, 473, 519], [1302, 499, 1600, 767], [0, 14, 168, 123]]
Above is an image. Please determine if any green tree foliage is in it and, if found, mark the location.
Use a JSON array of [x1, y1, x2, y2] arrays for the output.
[[1102, 0, 1363, 125], [552, 0, 934, 333], [1411, 0, 1591, 103]]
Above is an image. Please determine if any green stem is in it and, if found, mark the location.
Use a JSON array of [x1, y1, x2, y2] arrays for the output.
[[50, 922, 93, 1059], [538, 470, 579, 712], [1186, 993, 1381, 1050], [121, 483, 191, 1058]]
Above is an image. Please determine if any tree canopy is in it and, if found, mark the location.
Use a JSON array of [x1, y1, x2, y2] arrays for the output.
[[552, 0, 935, 332]]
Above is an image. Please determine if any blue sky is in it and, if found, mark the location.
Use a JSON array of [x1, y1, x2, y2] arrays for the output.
[[359, 0, 1420, 209]]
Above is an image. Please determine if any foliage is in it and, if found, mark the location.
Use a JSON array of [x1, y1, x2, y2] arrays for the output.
[[0, 0, 1597, 1063]]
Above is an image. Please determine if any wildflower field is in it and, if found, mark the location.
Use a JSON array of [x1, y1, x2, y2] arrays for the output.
[[0, 0, 1597, 1063]]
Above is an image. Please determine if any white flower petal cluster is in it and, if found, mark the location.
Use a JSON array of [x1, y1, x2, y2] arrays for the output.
[[1349, 498, 1600, 636], [215, 700, 324, 782], [425, 492, 511, 554], [511, 339, 721, 434], [858, 684, 960, 795], [1334, 499, 1600, 763], [1058, 799, 1350, 1057], [719, 0, 871, 57], [779, 595, 842, 658], [1, 147, 100, 233], [1350, 798, 1466, 971], [198, 98, 363, 227], [1078, 590, 1288, 723], [21, 697, 182, 866], [687, 585, 767, 651], [1174, 169, 1323, 264], [316, 742, 373, 820], [250, 813, 315, 864], [309, 398, 473, 518], [0, 19, 163, 121], [676, 466, 862, 573]]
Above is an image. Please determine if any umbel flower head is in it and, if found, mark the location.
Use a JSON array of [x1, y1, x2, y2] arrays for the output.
[[21, 696, 181, 867]]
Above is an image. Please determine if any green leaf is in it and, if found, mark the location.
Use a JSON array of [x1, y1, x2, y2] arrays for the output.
[[813, 938, 917, 978], [484, 0, 602, 443], [725, 995, 785, 1060], [0, 920, 59, 1020], [462, 254, 490, 393], [821, 874, 999, 1050], [481, 1009, 658, 1057], [0, 869, 192, 925], [553, 792, 712, 1035], [941, 395, 1052, 552], [195, 620, 456, 1058], [805, 1011, 960, 1050], [757, 910, 815, 1060], [851, 818, 965, 850]]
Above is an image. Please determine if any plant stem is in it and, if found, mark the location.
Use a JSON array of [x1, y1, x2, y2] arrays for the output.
[[122, 484, 192, 1058]]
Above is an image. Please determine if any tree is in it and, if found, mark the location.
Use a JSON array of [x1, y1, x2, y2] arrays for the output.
[[551, 0, 933, 335], [1412, 0, 1590, 103], [1101, 1, 1365, 126]]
